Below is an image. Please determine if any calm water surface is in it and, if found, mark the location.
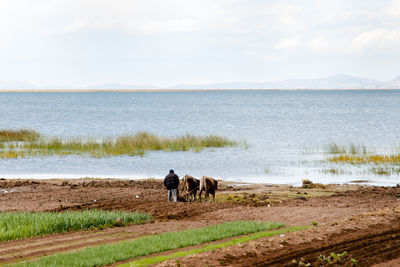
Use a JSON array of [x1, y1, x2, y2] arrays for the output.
[[0, 90, 399, 185]]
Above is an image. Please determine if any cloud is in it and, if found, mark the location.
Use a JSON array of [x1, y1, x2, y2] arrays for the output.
[[63, 18, 197, 34], [385, 0, 400, 18], [309, 37, 329, 52], [274, 35, 301, 50], [1, 0, 400, 85], [126, 19, 198, 34], [351, 28, 400, 52], [64, 19, 89, 33]]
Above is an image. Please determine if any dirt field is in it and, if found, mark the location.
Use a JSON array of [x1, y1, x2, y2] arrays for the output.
[[0, 178, 400, 266]]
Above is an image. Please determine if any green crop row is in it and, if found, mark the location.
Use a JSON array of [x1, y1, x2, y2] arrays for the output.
[[123, 225, 308, 267], [0, 210, 152, 241], [13, 221, 284, 267]]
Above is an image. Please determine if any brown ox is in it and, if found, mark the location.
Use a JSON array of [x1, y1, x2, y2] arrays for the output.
[[182, 175, 200, 202], [199, 176, 218, 202]]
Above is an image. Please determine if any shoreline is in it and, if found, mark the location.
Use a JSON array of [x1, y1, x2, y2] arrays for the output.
[[0, 175, 398, 187]]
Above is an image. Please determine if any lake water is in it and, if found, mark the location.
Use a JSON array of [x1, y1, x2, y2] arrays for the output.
[[0, 90, 399, 186]]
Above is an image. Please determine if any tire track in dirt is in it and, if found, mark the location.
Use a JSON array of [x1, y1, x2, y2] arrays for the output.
[[222, 220, 400, 267]]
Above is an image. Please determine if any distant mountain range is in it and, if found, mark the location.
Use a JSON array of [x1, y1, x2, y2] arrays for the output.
[[2, 74, 400, 90]]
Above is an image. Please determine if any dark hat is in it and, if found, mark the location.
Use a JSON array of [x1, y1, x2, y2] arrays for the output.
[[169, 169, 174, 174]]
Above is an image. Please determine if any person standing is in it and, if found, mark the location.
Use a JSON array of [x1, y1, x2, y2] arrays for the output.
[[164, 169, 179, 202]]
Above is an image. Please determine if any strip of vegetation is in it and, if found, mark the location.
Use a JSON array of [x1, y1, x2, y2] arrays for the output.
[[370, 166, 400, 176], [0, 210, 152, 241], [12, 221, 284, 267], [0, 129, 40, 142], [321, 143, 400, 175], [324, 143, 367, 155], [327, 154, 400, 165], [0, 131, 238, 158], [121, 226, 308, 267]]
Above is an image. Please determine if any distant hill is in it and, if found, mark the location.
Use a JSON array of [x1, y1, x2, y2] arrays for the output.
[[173, 75, 384, 89], [0, 81, 38, 90], [381, 76, 400, 89], [87, 83, 159, 90], [1, 74, 400, 90]]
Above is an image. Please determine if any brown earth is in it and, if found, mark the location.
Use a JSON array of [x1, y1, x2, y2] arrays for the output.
[[0, 178, 399, 266]]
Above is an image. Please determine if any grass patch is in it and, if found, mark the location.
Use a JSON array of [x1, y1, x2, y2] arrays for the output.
[[0, 210, 152, 241], [324, 143, 366, 155], [0, 131, 237, 158], [0, 129, 40, 142], [12, 221, 283, 267], [370, 167, 400, 176], [327, 154, 400, 165], [122, 226, 308, 267], [322, 143, 400, 175]]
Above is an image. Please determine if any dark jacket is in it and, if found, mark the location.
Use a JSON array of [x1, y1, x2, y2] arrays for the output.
[[164, 173, 179, 190]]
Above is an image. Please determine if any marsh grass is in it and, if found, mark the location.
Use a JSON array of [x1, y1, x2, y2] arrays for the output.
[[327, 154, 400, 165], [324, 143, 367, 155], [0, 129, 40, 142], [0, 210, 152, 241], [13, 221, 283, 267], [323, 143, 400, 175], [370, 167, 400, 176], [0, 131, 237, 158]]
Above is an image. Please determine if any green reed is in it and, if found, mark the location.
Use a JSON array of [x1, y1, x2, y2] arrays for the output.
[[0, 131, 237, 158], [0, 129, 40, 142], [324, 143, 367, 155], [327, 153, 400, 165], [323, 143, 400, 176]]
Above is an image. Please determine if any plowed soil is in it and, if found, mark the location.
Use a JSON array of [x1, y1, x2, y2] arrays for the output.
[[0, 178, 400, 266]]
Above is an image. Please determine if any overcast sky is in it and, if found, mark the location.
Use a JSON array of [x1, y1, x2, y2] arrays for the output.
[[1, 0, 400, 87]]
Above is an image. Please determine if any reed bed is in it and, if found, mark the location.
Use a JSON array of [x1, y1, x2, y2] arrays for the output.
[[322, 143, 400, 175], [0, 210, 152, 241], [324, 143, 367, 155], [0, 129, 40, 142], [13, 221, 284, 267], [327, 154, 400, 165], [0, 131, 237, 158], [370, 167, 400, 176]]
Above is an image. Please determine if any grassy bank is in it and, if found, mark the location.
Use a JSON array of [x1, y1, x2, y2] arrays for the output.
[[13, 221, 283, 267], [0, 130, 238, 158], [0, 210, 152, 241]]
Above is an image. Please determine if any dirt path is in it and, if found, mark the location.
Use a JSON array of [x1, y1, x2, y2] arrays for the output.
[[0, 179, 399, 266]]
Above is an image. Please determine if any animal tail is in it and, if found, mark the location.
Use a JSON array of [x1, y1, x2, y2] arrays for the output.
[[199, 176, 205, 190]]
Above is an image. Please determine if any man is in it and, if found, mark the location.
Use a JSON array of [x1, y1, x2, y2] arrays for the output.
[[164, 169, 179, 202]]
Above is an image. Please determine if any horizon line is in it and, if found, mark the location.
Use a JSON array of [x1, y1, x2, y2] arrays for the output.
[[0, 88, 399, 93]]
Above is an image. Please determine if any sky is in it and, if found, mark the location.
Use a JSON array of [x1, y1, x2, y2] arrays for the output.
[[1, 0, 400, 88]]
